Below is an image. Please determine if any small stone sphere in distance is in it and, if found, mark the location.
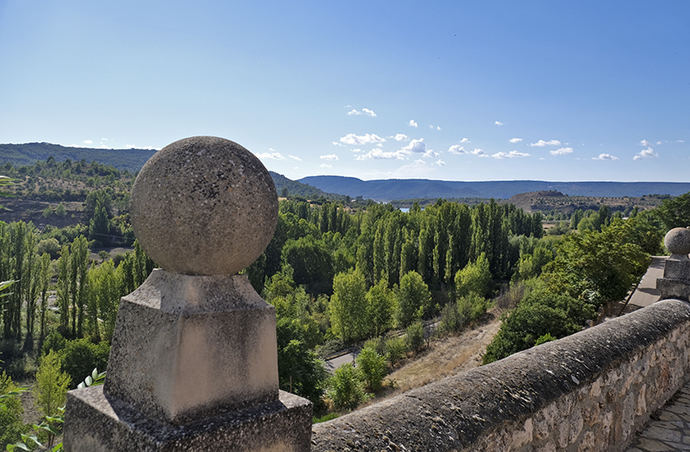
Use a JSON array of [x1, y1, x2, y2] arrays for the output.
[[664, 227, 690, 257], [130, 136, 278, 275]]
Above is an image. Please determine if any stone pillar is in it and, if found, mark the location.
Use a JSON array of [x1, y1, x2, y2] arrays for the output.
[[63, 137, 312, 451], [657, 227, 690, 302]]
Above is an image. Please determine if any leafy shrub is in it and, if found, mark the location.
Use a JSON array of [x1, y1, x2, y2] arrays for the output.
[[356, 346, 387, 392], [60, 339, 109, 388], [0, 372, 25, 449], [405, 320, 425, 352], [34, 351, 71, 418], [41, 331, 66, 356], [327, 364, 369, 411], [384, 337, 407, 365]]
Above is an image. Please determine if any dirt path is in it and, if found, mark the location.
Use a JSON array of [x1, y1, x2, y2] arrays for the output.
[[384, 316, 501, 394]]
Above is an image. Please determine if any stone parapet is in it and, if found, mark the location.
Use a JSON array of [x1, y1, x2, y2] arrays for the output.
[[64, 386, 311, 452], [312, 299, 690, 451]]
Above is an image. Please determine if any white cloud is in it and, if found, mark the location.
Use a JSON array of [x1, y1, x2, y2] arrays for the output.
[[491, 150, 530, 159], [288, 154, 302, 161], [347, 107, 377, 117], [640, 139, 652, 147], [351, 148, 363, 153], [339, 133, 386, 146], [401, 138, 426, 154], [656, 141, 662, 145], [409, 120, 418, 128], [83, 139, 93, 145], [320, 163, 333, 168], [494, 121, 504, 126], [429, 124, 441, 131], [356, 148, 408, 160], [470, 148, 488, 158], [435, 159, 446, 167], [530, 139, 561, 147], [391, 133, 408, 142], [677, 139, 686, 143], [257, 149, 286, 160], [448, 145, 465, 155], [633, 147, 658, 160], [320, 154, 339, 161], [100, 138, 108, 142], [509, 137, 523, 143], [459, 137, 470, 144], [593, 153, 619, 161], [423, 149, 439, 158], [550, 147, 573, 155]]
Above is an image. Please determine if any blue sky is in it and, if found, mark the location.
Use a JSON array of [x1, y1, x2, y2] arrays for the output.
[[0, 1, 688, 181]]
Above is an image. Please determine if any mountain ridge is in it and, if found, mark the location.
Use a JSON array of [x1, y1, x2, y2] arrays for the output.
[[299, 175, 690, 200]]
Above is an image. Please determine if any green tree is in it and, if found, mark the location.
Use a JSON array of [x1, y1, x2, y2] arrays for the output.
[[455, 252, 491, 298], [365, 279, 395, 337], [34, 351, 71, 417], [60, 339, 109, 388], [396, 271, 431, 327], [0, 371, 25, 449], [329, 270, 368, 342], [658, 192, 690, 229], [327, 364, 368, 411], [356, 345, 386, 392]]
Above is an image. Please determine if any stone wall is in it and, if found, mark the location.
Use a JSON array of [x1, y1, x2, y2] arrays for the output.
[[312, 299, 690, 451]]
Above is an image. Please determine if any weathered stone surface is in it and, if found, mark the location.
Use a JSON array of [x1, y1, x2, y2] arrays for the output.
[[130, 136, 278, 276], [104, 270, 279, 424], [64, 385, 311, 452], [664, 227, 690, 259], [312, 299, 690, 451]]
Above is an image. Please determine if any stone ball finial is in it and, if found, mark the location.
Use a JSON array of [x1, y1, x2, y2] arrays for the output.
[[664, 227, 690, 258], [130, 136, 278, 275]]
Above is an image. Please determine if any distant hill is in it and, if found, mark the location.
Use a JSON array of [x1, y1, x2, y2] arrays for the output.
[[0, 142, 342, 201], [507, 190, 667, 214], [0, 142, 156, 173], [299, 176, 690, 201]]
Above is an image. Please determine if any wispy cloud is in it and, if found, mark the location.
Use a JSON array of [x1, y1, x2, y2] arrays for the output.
[[429, 124, 441, 131], [448, 145, 465, 155], [640, 139, 652, 147], [509, 137, 523, 143], [288, 154, 302, 161], [347, 107, 377, 117], [550, 147, 573, 155], [320, 153, 339, 161], [401, 138, 426, 154], [83, 139, 93, 145], [633, 147, 658, 160], [494, 120, 504, 126], [435, 159, 446, 167], [459, 137, 470, 144], [339, 133, 386, 146], [320, 163, 333, 168], [409, 119, 418, 128], [592, 153, 619, 161], [530, 139, 561, 147], [391, 133, 408, 142], [356, 148, 408, 160], [491, 150, 530, 159], [257, 149, 286, 160]]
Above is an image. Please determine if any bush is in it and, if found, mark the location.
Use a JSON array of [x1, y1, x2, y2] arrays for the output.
[[455, 253, 491, 298], [439, 302, 462, 334], [405, 320, 425, 352], [384, 337, 407, 365], [457, 293, 487, 325], [60, 339, 109, 388], [41, 331, 67, 356], [327, 364, 369, 411], [34, 351, 71, 417], [356, 346, 387, 392], [0, 371, 25, 448]]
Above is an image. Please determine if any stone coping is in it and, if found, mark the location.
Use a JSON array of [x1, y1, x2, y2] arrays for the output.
[[312, 299, 690, 451]]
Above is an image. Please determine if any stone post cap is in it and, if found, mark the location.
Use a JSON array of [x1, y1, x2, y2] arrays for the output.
[[130, 136, 278, 275], [664, 227, 690, 260]]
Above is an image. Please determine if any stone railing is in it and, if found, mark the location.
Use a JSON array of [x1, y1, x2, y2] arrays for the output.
[[312, 298, 690, 451]]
